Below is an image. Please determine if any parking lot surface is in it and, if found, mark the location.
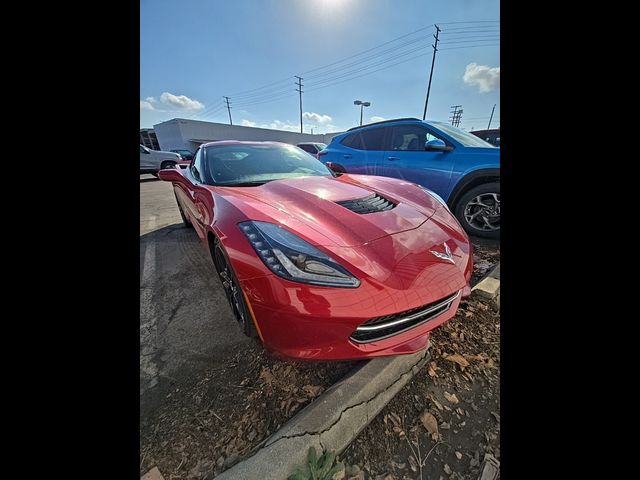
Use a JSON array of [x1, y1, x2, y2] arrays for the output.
[[140, 175, 253, 413]]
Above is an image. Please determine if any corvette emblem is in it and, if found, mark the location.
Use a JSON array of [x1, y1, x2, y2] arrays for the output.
[[430, 242, 455, 264]]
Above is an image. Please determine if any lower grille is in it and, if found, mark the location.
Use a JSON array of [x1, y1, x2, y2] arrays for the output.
[[350, 291, 460, 343]]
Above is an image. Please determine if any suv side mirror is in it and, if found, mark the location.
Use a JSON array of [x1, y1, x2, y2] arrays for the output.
[[425, 139, 453, 152]]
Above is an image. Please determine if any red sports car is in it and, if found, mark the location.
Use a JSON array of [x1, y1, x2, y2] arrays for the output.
[[159, 141, 472, 360]]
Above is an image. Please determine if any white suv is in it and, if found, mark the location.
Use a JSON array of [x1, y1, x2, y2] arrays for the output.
[[140, 144, 181, 176]]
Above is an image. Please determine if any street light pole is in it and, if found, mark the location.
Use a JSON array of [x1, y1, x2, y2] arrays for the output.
[[354, 100, 371, 126]]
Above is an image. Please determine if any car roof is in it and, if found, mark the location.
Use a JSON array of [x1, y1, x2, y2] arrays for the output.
[[346, 117, 423, 132]]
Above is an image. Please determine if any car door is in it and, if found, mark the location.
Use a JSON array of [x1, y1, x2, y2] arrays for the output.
[[383, 125, 455, 196], [339, 126, 388, 175], [140, 145, 153, 169], [178, 148, 208, 238]]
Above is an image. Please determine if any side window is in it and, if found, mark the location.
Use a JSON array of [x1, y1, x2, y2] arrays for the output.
[[298, 145, 314, 154], [191, 148, 203, 182], [360, 128, 387, 150], [341, 128, 387, 151], [390, 126, 447, 151], [341, 133, 363, 150], [390, 125, 431, 151]]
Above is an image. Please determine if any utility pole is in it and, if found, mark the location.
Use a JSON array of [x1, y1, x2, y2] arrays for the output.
[[487, 104, 496, 129], [223, 96, 233, 125], [295, 76, 304, 134], [449, 105, 463, 127], [422, 24, 441, 120]]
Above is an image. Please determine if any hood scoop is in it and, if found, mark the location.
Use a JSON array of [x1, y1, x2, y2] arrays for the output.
[[336, 192, 396, 214]]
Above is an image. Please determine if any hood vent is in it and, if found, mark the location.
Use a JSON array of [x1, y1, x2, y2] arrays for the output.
[[336, 192, 396, 214]]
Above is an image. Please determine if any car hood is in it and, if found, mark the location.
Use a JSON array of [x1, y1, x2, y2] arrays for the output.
[[215, 174, 442, 247]]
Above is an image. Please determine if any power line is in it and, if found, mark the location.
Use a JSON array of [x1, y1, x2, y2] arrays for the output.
[[439, 44, 500, 51]]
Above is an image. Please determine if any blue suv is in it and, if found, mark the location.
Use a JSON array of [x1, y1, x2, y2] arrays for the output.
[[319, 118, 500, 239]]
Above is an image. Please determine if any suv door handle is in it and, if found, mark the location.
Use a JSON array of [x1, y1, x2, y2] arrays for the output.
[[343, 154, 352, 159], [387, 156, 400, 161]]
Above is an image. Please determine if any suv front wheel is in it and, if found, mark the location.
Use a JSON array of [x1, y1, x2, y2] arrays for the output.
[[454, 182, 500, 239]]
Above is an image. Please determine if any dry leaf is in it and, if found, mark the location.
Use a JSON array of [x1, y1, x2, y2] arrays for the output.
[[445, 354, 470, 369], [441, 422, 450, 430], [302, 385, 323, 397], [444, 464, 452, 475], [464, 354, 485, 362], [420, 411, 439, 439], [389, 412, 401, 427], [259, 368, 275, 385], [428, 365, 438, 377], [455, 451, 463, 460], [444, 392, 459, 404], [456, 407, 465, 416]]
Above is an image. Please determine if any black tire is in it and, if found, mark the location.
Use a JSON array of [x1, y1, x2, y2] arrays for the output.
[[453, 182, 500, 240], [174, 194, 192, 228], [160, 161, 177, 170], [212, 238, 258, 338]]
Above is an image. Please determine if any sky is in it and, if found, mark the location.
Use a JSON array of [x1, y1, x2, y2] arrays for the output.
[[140, 0, 500, 134]]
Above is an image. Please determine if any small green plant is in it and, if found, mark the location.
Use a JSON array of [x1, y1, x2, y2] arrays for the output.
[[288, 446, 344, 480]]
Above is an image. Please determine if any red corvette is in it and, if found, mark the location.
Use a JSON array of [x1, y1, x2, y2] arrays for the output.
[[159, 141, 472, 360]]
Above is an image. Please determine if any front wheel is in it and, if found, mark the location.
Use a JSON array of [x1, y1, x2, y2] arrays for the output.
[[212, 239, 258, 338], [454, 182, 500, 239]]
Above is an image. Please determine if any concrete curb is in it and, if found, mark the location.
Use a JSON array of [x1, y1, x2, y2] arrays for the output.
[[215, 346, 431, 480], [471, 262, 500, 308]]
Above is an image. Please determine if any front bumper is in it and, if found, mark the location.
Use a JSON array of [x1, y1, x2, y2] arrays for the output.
[[238, 213, 472, 360]]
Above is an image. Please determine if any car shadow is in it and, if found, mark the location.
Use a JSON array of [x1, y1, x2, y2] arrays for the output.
[[140, 175, 159, 183], [140, 224, 254, 413]]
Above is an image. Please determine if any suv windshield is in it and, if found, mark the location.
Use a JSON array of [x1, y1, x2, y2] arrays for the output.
[[203, 144, 333, 186], [431, 122, 496, 148]]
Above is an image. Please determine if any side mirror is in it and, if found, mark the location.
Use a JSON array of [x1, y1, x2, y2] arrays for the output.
[[425, 139, 453, 152], [158, 168, 186, 183]]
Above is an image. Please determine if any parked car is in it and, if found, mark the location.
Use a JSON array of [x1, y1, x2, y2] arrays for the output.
[[296, 142, 327, 157], [470, 128, 500, 147], [319, 118, 500, 239], [170, 149, 195, 167], [140, 144, 182, 176], [159, 141, 472, 360]]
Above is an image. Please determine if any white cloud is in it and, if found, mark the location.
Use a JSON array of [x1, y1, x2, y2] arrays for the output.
[[463, 63, 500, 93], [240, 119, 301, 132], [302, 112, 332, 125], [145, 96, 157, 103], [140, 100, 155, 111], [370, 116, 385, 123], [159, 92, 205, 110]]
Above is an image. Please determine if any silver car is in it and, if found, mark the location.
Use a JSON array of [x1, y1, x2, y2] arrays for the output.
[[140, 144, 181, 176]]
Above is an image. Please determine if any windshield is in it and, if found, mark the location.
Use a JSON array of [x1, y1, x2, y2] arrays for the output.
[[431, 122, 496, 148], [203, 144, 333, 186]]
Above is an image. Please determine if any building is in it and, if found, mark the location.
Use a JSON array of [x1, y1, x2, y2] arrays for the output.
[[139, 128, 160, 150], [153, 118, 342, 153]]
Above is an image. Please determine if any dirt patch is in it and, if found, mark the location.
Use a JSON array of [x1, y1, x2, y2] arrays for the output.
[[341, 295, 500, 480], [140, 343, 359, 479], [470, 242, 500, 286]]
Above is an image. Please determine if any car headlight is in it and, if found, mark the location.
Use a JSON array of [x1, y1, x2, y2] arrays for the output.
[[419, 186, 451, 213], [239, 221, 360, 288]]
